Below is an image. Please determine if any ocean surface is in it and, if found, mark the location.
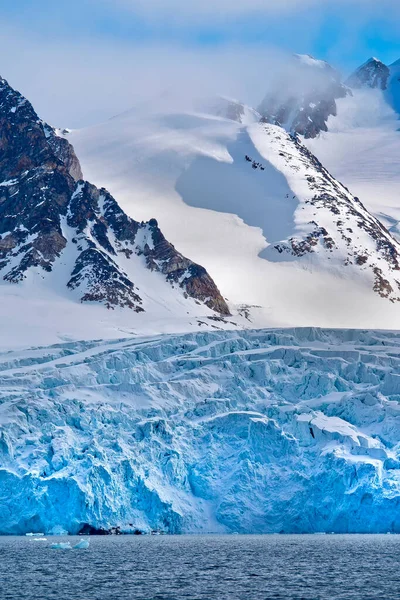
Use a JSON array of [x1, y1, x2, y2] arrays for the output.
[[0, 534, 399, 599]]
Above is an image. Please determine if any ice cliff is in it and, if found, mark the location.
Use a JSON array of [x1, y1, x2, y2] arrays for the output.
[[0, 328, 400, 534]]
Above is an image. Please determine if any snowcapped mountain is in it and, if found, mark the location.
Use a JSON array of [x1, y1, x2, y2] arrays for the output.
[[344, 56, 400, 112], [1, 327, 400, 535], [0, 75, 232, 345], [257, 54, 349, 138], [70, 97, 400, 330], [2, 58, 399, 342], [306, 55, 400, 247], [346, 57, 390, 90]]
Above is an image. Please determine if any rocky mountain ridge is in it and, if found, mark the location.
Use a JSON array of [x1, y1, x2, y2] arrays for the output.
[[252, 122, 400, 303], [257, 54, 350, 138], [0, 75, 229, 316]]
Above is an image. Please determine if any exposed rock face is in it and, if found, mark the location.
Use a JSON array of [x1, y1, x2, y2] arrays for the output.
[[346, 58, 390, 91], [257, 123, 400, 302], [0, 77, 82, 182], [46, 129, 83, 181], [0, 75, 229, 315], [258, 54, 349, 138], [143, 219, 231, 315]]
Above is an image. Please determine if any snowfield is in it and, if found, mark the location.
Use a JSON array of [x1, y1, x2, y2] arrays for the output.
[[70, 104, 400, 330], [1, 327, 400, 534]]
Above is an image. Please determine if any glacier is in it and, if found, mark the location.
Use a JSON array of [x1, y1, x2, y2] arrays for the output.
[[0, 327, 400, 535]]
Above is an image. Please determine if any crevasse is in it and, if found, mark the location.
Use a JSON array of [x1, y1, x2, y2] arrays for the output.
[[0, 327, 400, 535]]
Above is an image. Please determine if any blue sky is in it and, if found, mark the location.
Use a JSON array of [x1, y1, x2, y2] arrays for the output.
[[2, 0, 400, 125], [3, 0, 400, 68]]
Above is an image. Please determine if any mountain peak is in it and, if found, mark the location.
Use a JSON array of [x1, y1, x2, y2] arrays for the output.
[[346, 57, 389, 90], [258, 55, 349, 138], [365, 57, 383, 65], [0, 75, 230, 318]]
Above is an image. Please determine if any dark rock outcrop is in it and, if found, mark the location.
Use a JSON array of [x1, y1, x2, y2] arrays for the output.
[[346, 58, 390, 91], [258, 54, 349, 138], [0, 75, 229, 315]]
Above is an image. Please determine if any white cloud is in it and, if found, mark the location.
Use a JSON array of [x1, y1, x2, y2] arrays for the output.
[[2, 1, 399, 129], [0, 25, 287, 128]]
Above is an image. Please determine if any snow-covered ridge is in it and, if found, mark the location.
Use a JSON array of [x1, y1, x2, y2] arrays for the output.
[[253, 123, 400, 303], [70, 99, 400, 330], [305, 63, 400, 247], [0, 74, 230, 321], [1, 327, 400, 534]]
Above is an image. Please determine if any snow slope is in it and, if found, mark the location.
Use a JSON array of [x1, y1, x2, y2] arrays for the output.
[[70, 107, 400, 330], [1, 327, 400, 534], [0, 75, 239, 348], [306, 88, 400, 241]]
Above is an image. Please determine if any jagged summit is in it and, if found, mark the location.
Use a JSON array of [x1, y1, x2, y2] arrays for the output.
[[0, 75, 230, 317], [0, 75, 83, 182], [346, 57, 390, 90], [258, 54, 349, 138]]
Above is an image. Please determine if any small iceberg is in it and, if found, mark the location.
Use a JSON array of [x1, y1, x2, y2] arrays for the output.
[[49, 526, 68, 536], [26, 532, 45, 537], [50, 542, 72, 550], [74, 539, 90, 549], [32, 538, 47, 542]]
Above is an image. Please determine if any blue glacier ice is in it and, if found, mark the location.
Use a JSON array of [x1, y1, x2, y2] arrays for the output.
[[0, 328, 400, 534], [74, 539, 90, 549], [50, 542, 72, 550]]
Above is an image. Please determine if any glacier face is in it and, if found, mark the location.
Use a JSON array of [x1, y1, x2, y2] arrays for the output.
[[0, 328, 400, 535]]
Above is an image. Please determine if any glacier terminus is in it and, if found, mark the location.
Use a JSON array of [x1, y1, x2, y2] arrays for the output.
[[0, 327, 400, 536]]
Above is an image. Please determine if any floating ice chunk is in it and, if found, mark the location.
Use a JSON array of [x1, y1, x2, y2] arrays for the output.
[[49, 526, 69, 536], [74, 539, 90, 549], [50, 542, 72, 550], [32, 538, 47, 542], [26, 532, 44, 537]]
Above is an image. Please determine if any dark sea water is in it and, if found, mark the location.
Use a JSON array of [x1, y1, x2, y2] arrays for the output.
[[0, 534, 399, 600]]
